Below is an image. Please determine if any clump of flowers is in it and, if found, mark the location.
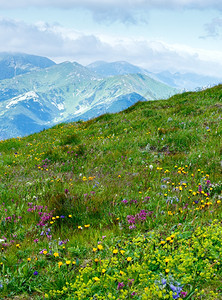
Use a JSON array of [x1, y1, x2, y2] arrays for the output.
[[127, 210, 154, 228], [155, 276, 186, 299]]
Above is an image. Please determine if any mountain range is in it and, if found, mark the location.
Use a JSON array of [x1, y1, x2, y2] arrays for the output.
[[87, 61, 222, 90], [0, 53, 221, 140], [0, 53, 178, 140]]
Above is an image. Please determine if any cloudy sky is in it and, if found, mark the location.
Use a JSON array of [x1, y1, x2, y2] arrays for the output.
[[0, 0, 222, 76]]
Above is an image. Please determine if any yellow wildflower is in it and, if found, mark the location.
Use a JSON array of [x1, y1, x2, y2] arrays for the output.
[[97, 244, 103, 251]]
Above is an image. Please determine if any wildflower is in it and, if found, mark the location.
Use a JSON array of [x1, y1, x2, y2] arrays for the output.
[[16, 244, 20, 248], [101, 269, 106, 273], [113, 249, 118, 254], [27, 257, 31, 262], [58, 261, 63, 268], [54, 252, 59, 257], [93, 248, 97, 252], [94, 258, 99, 263], [120, 250, 125, 255], [128, 278, 135, 287], [117, 282, 125, 290], [97, 244, 103, 251], [181, 291, 188, 298], [170, 284, 182, 299], [43, 250, 47, 255], [165, 269, 170, 274], [127, 257, 132, 262], [66, 260, 71, 265], [93, 277, 100, 282], [129, 225, 136, 229], [33, 271, 38, 275], [68, 215, 72, 218], [84, 224, 90, 228]]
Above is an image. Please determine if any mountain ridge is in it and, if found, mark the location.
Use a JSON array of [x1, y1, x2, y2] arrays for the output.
[[0, 58, 178, 140], [0, 52, 55, 80]]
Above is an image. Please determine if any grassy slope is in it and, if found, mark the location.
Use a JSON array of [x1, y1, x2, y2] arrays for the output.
[[0, 85, 221, 299]]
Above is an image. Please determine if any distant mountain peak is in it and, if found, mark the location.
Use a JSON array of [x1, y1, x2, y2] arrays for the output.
[[0, 52, 55, 80]]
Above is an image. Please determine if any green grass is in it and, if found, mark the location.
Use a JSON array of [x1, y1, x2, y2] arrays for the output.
[[0, 85, 221, 299]]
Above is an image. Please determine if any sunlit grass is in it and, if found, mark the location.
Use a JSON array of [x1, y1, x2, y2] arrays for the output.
[[0, 85, 221, 299]]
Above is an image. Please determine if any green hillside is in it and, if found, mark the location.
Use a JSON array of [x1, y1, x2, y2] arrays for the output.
[[0, 85, 221, 299]]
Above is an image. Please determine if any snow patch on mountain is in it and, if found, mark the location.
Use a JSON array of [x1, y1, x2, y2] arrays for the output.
[[6, 91, 39, 109], [51, 101, 65, 111]]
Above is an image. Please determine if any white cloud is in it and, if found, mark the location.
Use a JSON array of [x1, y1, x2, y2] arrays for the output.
[[0, 1, 222, 23], [0, 18, 222, 77]]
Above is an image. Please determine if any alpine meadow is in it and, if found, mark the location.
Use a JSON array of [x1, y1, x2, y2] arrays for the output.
[[0, 85, 221, 300]]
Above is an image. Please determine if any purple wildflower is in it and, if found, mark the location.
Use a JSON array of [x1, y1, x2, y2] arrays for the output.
[[117, 282, 125, 290], [129, 225, 136, 229], [128, 278, 134, 287], [181, 291, 188, 298], [206, 180, 211, 186], [170, 284, 182, 299]]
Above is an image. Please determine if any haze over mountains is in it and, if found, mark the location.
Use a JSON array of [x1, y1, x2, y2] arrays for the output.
[[87, 60, 222, 90], [0, 53, 221, 140]]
